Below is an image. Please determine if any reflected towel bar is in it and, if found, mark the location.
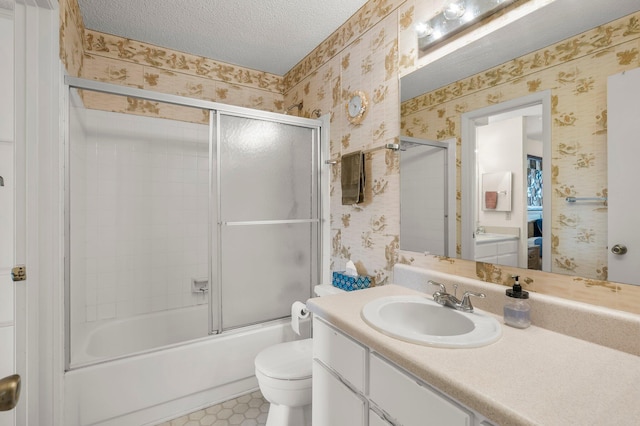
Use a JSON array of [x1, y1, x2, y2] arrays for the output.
[[565, 197, 608, 203], [325, 144, 400, 164]]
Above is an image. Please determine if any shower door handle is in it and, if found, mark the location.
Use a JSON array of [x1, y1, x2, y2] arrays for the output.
[[0, 374, 21, 411]]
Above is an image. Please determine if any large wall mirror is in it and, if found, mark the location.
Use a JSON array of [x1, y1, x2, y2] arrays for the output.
[[400, 1, 640, 286]]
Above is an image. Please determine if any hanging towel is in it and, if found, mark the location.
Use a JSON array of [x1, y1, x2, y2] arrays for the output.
[[485, 191, 498, 209], [341, 151, 365, 205]]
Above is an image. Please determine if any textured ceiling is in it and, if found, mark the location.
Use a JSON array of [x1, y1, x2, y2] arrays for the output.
[[77, 0, 368, 75]]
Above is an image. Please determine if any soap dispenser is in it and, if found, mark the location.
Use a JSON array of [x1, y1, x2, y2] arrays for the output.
[[503, 275, 530, 329]]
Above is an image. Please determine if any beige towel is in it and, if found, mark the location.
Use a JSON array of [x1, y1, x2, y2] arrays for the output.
[[485, 191, 498, 209], [341, 151, 365, 205]]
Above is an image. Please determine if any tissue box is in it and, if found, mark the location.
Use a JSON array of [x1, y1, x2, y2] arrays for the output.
[[332, 271, 372, 291]]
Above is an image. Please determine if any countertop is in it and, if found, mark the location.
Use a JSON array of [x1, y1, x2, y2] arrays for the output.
[[475, 233, 519, 243], [307, 284, 640, 426]]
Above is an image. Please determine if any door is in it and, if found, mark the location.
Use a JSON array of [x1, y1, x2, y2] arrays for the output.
[[399, 137, 455, 257], [0, 9, 17, 425], [607, 68, 640, 283], [217, 114, 320, 330]]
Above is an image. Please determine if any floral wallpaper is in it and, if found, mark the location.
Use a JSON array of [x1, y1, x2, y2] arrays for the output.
[[284, 0, 405, 287], [59, 0, 286, 120], [59, 0, 640, 314]]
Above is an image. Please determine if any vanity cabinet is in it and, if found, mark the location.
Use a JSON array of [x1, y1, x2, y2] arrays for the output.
[[312, 360, 367, 426], [313, 317, 367, 426], [312, 317, 494, 426], [369, 353, 471, 425], [475, 238, 518, 266]]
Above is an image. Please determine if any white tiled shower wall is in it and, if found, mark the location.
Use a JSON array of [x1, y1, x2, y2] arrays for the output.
[[70, 103, 209, 327]]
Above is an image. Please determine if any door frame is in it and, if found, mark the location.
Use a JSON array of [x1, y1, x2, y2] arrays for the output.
[[461, 91, 552, 271], [14, 1, 62, 424]]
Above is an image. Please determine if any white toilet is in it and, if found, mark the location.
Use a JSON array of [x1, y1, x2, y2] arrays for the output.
[[254, 284, 344, 426]]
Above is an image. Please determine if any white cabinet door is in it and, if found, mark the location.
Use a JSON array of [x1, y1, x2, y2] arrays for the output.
[[313, 317, 366, 392], [369, 353, 472, 426], [607, 68, 640, 283], [312, 360, 366, 426], [369, 409, 392, 426]]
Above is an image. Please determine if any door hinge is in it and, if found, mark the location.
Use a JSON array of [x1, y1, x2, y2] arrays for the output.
[[11, 265, 26, 282]]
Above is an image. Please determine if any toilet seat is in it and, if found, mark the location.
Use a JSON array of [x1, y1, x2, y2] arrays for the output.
[[255, 338, 312, 380]]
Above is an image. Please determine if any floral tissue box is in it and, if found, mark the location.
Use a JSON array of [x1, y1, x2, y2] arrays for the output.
[[332, 271, 372, 291]]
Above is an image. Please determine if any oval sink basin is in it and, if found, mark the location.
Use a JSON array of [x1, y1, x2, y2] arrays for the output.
[[361, 295, 502, 348]]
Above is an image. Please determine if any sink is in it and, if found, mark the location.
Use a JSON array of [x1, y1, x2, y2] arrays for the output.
[[361, 295, 502, 348]]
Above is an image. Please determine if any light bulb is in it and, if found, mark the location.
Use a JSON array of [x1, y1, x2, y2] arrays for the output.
[[443, 1, 466, 20], [415, 21, 433, 38]]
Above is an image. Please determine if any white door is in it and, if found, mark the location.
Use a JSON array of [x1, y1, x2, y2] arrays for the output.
[[607, 68, 640, 284], [0, 9, 17, 426]]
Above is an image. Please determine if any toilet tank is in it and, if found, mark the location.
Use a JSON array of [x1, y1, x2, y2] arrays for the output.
[[313, 284, 345, 297]]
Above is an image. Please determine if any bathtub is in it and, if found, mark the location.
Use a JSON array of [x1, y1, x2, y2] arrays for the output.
[[64, 307, 304, 425], [71, 305, 210, 367]]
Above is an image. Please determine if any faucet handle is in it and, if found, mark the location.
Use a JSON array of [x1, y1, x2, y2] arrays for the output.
[[427, 280, 447, 294], [459, 291, 486, 312]]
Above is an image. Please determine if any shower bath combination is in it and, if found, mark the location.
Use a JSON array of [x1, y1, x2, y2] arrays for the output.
[[63, 76, 326, 425]]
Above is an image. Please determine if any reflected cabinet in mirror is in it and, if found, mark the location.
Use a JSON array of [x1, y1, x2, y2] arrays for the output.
[[399, 2, 640, 285]]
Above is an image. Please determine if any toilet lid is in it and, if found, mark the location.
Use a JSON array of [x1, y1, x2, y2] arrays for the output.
[[255, 339, 312, 380]]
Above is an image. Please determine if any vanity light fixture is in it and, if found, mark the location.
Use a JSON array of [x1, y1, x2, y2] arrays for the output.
[[416, 0, 516, 56]]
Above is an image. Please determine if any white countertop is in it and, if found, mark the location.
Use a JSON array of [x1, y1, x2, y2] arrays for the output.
[[476, 233, 519, 243], [307, 285, 640, 426]]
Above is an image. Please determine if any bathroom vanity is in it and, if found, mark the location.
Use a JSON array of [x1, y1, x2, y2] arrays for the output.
[[474, 233, 518, 266], [312, 315, 492, 425], [307, 283, 640, 425]]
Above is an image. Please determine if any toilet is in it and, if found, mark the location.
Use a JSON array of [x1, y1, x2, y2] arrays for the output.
[[254, 284, 344, 426]]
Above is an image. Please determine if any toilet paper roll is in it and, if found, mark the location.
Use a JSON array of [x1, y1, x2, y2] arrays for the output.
[[291, 301, 310, 336]]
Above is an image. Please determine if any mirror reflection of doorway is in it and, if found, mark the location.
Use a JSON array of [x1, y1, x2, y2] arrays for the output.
[[461, 92, 551, 272]]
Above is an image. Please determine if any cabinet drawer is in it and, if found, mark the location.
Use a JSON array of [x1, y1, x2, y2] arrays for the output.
[[497, 240, 517, 255], [369, 353, 472, 426], [312, 360, 366, 426], [474, 242, 496, 258], [497, 252, 518, 267], [313, 317, 367, 392]]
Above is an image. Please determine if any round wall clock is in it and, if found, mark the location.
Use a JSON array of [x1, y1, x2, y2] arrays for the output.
[[346, 90, 369, 125]]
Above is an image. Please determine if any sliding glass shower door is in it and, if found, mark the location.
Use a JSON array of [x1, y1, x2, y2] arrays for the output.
[[65, 77, 324, 368], [215, 114, 319, 330]]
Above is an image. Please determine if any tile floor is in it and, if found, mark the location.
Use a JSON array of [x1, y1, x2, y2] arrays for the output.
[[157, 390, 269, 426]]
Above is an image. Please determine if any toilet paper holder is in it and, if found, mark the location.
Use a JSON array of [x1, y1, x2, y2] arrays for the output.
[[291, 301, 310, 336]]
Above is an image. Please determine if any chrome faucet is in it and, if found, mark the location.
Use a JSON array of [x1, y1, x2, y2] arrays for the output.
[[427, 280, 485, 313]]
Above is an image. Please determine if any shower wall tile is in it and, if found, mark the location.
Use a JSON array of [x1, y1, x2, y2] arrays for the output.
[[74, 108, 210, 329]]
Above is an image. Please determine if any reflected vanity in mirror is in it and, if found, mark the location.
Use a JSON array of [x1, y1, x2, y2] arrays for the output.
[[399, 1, 640, 286]]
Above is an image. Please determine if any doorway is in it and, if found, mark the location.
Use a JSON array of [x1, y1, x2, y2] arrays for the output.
[[461, 92, 551, 272]]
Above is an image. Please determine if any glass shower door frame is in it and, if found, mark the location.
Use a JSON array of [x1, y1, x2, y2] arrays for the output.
[[63, 76, 327, 369], [213, 112, 322, 332]]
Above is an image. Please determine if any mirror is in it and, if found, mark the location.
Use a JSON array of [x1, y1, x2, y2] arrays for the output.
[[399, 2, 640, 285]]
